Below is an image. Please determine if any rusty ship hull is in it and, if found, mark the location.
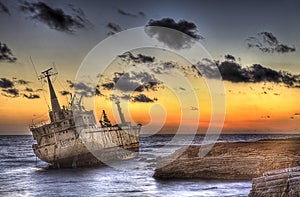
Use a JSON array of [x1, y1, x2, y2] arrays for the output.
[[30, 67, 141, 168], [31, 123, 141, 168]]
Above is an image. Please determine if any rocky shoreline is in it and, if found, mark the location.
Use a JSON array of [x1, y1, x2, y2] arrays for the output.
[[249, 166, 300, 197], [153, 138, 300, 180]]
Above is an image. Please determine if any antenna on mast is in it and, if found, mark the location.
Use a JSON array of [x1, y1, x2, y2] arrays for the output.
[[39, 68, 61, 112], [30, 57, 39, 80], [39, 68, 58, 80], [30, 57, 50, 110]]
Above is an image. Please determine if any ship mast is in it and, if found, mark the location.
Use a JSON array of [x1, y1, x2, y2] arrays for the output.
[[39, 68, 60, 112]]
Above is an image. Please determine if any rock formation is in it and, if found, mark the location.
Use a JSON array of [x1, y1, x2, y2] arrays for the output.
[[153, 138, 300, 180], [249, 166, 300, 197]]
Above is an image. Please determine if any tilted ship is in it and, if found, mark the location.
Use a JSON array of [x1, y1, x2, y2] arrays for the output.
[[30, 68, 141, 168]]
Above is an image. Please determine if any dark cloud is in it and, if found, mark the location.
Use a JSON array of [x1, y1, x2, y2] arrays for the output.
[[66, 80, 102, 97], [117, 9, 145, 18], [23, 93, 40, 99], [20, 1, 90, 33], [0, 77, 41, 99], [117, 52, 180, 75], [117, 9, 137, 17], [131, 94, 156, 103], [145, 18, 204, 49], [101, 71, 161, 93], [261, 115, 271, 119], [179, 87, 186, 91], [0, 78, 14, 88], [192, 58, 221, 79], [25, 87, 33, 92], [294, 113, 300, 116], [101, 82, 114, 90], [118, 51, 155, 63], [218, 61, 250, 83], [274, 44, 296, 53], [107, 22, 122, 33], [193, 59, 300, 88], [224, 54, 236, 62], [59, 90, 71, 96], [120, 94, 131, 100], [36, 88, 44, 92], [2, 88, 19, 97], [0, 1, 10, 15], [16, 79, 30, 85], [0, 42, 17, 63], [151, 61, 176, 74], [246, 32, 296, 53], [260, 32, 279, 46], [107, 31, 115, 36], [66, 80, 74, 88], [147, 18, 202, 39], [138, 11, 145, 17], [113, 72, 146, 92]]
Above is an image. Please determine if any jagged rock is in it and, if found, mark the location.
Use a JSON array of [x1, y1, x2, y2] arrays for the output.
[[249, 166, 300, 197], [153, 138, 300, 180]]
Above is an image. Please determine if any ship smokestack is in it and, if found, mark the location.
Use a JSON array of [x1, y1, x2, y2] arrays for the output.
[[115, 100, 126, 124]]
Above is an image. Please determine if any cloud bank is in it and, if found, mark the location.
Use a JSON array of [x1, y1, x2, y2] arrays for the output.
[[0, 42, 17, 63], [20, 1, 91, 33], [145, 18, 204, 49], [246, 32, 296, 53]]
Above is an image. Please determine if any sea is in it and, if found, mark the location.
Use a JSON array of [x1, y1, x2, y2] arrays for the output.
[[0, 134, 299, 197]]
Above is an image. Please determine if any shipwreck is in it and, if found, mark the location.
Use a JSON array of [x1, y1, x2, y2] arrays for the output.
[[30, 68, 141, 168]]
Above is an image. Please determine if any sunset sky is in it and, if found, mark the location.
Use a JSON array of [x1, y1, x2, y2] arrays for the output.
[[0, 0, 300, 135]]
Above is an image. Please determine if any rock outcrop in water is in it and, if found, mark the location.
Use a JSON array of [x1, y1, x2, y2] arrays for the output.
[[153, 138, 300, 180], [248, 166, 300, 197]]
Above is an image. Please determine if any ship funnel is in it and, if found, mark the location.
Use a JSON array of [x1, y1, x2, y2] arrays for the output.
[[39, 68, 60, 112], [115, 99, 126, 124]]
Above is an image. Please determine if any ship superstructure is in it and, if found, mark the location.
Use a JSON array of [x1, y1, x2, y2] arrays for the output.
[[30, 68, 141, 168]]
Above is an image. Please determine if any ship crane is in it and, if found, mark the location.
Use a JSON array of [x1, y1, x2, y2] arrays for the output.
[[99, 99, 127, 127]]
